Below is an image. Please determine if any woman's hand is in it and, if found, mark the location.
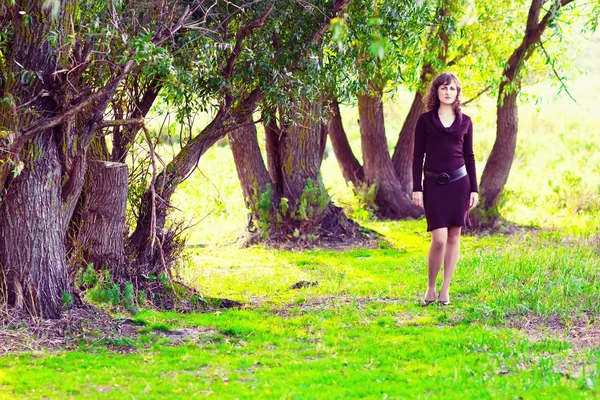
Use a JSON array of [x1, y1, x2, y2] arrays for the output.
[[469, 192, 479, 210], [412, 191, 423, 208]]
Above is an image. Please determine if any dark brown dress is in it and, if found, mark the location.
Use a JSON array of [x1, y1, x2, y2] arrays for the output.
[[412, 110, 478, 232]]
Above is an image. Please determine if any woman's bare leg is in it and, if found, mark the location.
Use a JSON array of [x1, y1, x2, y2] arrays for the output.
[[439, 226, 462, 302], [425, 228, 448, 301]]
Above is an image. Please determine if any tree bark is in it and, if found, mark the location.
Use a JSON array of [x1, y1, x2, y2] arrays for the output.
[[327, 98, 364, 186], [76, 161, 129, 280], [358, 84, 422, 220], [0, 0, 75, 318], [276, 100, 360, 237], [479, 90, 518, 212], [264, 117, 285, 194], [229, 116, 278, 232], [391, 90, 426, 195], [0, 135, 69, 318]]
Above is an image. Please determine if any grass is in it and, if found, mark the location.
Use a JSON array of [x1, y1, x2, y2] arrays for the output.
[[1, 222, 599, 398]]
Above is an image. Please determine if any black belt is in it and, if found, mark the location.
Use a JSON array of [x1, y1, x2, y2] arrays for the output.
[[424, 165, 467, 185]]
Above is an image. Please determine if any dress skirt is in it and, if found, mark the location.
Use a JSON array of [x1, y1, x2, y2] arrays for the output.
[[423, 174, 471, 232]]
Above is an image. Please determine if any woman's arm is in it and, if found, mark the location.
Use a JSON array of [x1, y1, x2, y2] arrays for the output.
[[463, 120, 478, 193], [412, 115, 426, 192]]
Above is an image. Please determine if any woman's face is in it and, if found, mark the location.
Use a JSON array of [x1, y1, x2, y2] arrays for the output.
[[437, 80, 458, 106]]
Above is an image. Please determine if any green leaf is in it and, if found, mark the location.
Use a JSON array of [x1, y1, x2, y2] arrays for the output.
[[369, 38, 386, 60]]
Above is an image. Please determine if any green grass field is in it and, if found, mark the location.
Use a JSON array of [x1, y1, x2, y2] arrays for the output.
[[1, 28, 599, 400], [1, 222, 599, 398]]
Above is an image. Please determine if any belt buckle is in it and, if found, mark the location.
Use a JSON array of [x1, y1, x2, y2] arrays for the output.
[[437, 173, 450, 185]]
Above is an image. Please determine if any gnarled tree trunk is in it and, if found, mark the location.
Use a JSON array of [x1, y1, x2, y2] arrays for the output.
[[358, 84, 422, 220], [0, 135, 69, 318], [0, 0, 75, 318], [327, 98, 364, 186], [391, 90, 426, 196], [76, 161, 129, 280], [265, 117, 285, 194], [277, 100, 361, 238], [229, 116, 278, 232]]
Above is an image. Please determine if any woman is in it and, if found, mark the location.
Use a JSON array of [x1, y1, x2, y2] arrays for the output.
[[412, 72, 478, 306]]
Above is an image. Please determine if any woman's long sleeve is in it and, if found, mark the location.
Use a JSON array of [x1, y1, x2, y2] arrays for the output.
[[412, 116, 426, 192], [463, 122, 478, 193]]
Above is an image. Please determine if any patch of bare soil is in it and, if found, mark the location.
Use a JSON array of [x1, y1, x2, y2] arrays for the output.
[[244, 229, 382, 251], [0, 304, 226, 354], [0, 304, 139, 355], [508, 312, 600, 352], [156, 326, 221, 345], [270, 296, 406, 318]]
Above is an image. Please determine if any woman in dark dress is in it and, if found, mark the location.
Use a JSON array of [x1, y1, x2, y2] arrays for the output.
[[411, 73, 478, 306]]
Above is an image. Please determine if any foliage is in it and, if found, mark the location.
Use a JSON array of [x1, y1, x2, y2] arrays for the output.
[[324, 0, 430, 99], [294, 178, 330, 221], [75, 264, 138, 313], [345, 181, 378, 221], [60, 291, 73, 311]]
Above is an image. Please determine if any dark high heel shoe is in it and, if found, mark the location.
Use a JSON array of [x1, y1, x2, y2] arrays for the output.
[[437, 295, 450, 306], [422, 292, 437, 306]]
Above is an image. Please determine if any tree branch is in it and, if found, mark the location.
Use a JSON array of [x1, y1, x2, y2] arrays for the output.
[[222, 4, 274, 78], [13, 61, 134, 154], [100, 118, 145, 130], [463, 84, 493, 106], [309, 0, 351, 45], [539, 41, 577, 103]]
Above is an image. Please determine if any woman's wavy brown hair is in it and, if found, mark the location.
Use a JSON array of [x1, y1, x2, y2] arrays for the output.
[[425, 72, 462, 114]]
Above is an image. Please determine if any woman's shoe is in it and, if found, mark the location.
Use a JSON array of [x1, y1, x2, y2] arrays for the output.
[[422, 292, 437, 306], [437, 295, 450, 306], [422, 299, 435, 306]]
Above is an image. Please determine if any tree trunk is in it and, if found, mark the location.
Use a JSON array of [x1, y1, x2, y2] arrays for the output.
[[280, 102, 325, 212], [0, 135, 69, 318], [275, 100, 360, 238], [228, 117, 278, 233], [358, 85, 423, 220], [479, 89, 518, 212], [0, 0, 75, 318], [391, 90, 426, 195], [327, 98, 364, 186], [76, 161, 129, 280], [264, 117, 285, 194]]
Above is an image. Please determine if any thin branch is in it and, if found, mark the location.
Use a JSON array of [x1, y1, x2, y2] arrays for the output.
[[142, 124, 158, 258], [539, 42, 577, 103], [222, 4, 274, 78], [100, 118, 144, 129], [463, 84, 493, 106]]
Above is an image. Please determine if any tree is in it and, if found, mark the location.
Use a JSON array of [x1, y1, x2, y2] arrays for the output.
[[473, 0, 597, 227], [0, 0, 135, 317], [325, 0, 428, 219], [0, 0, 266, 316], [227, 0, 363, 243], [391, 0, 529, 196]]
